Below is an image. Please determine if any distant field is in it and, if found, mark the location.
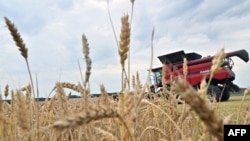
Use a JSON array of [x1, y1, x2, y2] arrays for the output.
[[65, 93, 250, 124], [214, 94, 250, 123]]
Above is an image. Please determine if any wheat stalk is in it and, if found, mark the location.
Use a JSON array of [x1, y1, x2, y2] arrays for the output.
[[0, 95, 3, 113], [161, 65, 167, 95], [237, 87, 250, 123], [107, 0, 119, 48], [128, 0, 135, 91], [136, 28, 155, 109], [141, 99, 187, 140]]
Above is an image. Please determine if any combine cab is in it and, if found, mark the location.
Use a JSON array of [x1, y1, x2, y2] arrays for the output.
[[150, 49, 249, 102]]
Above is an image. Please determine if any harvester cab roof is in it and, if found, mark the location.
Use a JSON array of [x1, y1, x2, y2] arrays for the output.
[[157, 50, 202, 65]]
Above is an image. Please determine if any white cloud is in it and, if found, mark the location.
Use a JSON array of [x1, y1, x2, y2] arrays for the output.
[[185, 34, 210, 44], [1, 0, 250, 98]]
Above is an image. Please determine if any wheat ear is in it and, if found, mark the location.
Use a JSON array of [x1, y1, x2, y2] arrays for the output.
[[161, 65, 167, 94], [95, 127, 119, 141], [55, 82, 69, 115], [51, 104, 132, 140], [118, 14, 130, 91], [207, 48, 226, 87], [139, 126, 168, 141], [4, 17, 28, 59], [119, 14, 130, 70], [99, 84, 110, 106], [183, 57, 188, 78], [172, 77, 223, 140], [4, 17, 35, 98], [4, 84, 9, 99], [15, 90, 31, 131], [82, 34, 92, 88], [210, 48, 226, 74], [61, 82, 84, 93]]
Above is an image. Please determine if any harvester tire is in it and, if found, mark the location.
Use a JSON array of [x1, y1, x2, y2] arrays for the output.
[[220, 88, 230, 101], [207, 85, 222, 102]]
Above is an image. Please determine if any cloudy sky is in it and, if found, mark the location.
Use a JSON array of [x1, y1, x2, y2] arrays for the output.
[[0, 0, 250, 98]]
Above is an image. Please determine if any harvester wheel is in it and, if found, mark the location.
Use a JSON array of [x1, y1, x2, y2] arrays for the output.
[[207, 85, 222, 102], [220, 87, 230, 101]]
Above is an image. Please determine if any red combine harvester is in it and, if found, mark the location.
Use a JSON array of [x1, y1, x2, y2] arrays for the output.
[[150, 49, 249, 102]]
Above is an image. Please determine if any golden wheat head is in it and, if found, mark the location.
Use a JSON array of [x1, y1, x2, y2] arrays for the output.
[[4, 17, 28, 59], [82, 34, 92, 88], [172, 77, 224, 140], [211, 48, 226, 74], [119, 14, 130, 69]]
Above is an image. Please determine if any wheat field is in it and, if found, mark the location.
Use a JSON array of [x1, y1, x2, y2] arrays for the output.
[[1, 1, 250, 141]]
